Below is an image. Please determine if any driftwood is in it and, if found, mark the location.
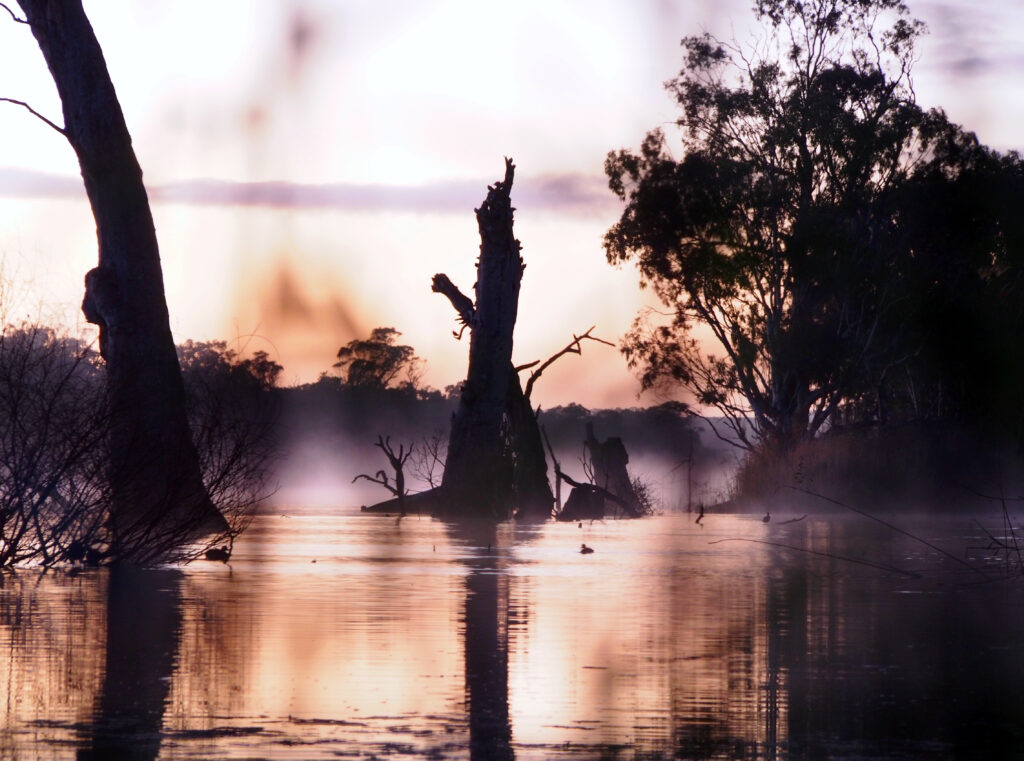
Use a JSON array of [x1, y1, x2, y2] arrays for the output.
[[361, 489, 439, 515], [553, 424, 646, 521], [554, 471, 632, 522]]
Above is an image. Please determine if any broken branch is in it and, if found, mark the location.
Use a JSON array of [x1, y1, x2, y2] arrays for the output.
[[0, 3, 27, 23], [523, 326, 615, 400], [0, 97, 65, 136], [431, 273, 475, 338], [353, 435, 413, 502]]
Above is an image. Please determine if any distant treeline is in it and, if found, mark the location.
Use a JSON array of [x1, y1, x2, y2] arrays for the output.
[[275, 377, 734, 508], [277, 377, 715, 467]]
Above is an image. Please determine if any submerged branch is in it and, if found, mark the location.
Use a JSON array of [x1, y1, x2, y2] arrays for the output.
[[787, 486, 991, 580], [709, 537, 921, 578]]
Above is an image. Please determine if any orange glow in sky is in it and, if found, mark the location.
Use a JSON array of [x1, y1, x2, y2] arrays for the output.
[[1, 0, 1022, 407]]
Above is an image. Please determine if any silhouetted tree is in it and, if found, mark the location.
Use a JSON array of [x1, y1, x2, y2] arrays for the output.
[[605, 0, 936, 453], [13, 0, 226, 557], [333, 327, 423, 390], [177, 341, 282, 540], [363, 161, 556, 518], [436, 159, 553, 518], [0, 327, 279, 567], [876, 129, 1024, 440], [353, 435, 413, 514]]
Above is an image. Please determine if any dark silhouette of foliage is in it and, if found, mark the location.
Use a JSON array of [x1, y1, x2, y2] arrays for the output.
[[176, 341, 282, 538], [876, 132, 1024, 441], [605, 0, 940, 453], [0, 329, 280, 567], [0, 323, 107, 565], [333, 327, 423, 391]]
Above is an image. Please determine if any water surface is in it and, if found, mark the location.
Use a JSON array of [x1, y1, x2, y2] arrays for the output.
[[1, 511, 1022, 759]]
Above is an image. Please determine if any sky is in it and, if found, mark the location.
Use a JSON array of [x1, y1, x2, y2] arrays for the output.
[[0, 0, 1022, 409]]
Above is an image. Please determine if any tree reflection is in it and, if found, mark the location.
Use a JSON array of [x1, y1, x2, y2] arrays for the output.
[[78, 566, 182, 761], [447, 520, 514, 761]]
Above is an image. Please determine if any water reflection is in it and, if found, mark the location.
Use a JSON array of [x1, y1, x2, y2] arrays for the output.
[[448, 521, 513, 760], [0, 513, 1022, 759], [78, 567, 182, 761]]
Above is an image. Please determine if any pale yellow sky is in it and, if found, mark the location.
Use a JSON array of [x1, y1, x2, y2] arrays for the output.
[[0, 0, 1022, 407]]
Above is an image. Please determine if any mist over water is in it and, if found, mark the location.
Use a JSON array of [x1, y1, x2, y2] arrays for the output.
[[269, 407, 739, 511]]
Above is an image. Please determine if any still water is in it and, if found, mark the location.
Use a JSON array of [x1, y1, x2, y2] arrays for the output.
[[1, 511, 1022, 760]]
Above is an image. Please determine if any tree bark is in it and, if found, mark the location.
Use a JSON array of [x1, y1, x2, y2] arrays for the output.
[[504, 369, 554, 517], [17, 0, 226, 555]]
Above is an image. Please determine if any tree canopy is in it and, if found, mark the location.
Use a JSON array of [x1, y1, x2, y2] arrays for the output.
[[605, 0, 1022, 452], [333, 327, 423, 391]]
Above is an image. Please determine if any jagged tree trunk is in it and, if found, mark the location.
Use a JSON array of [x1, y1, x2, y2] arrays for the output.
[[362, 160, 552, 518], [440, 159, 527, 517], [17, 0, 226, 555]]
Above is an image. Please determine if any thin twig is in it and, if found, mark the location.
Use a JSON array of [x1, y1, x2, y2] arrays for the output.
[[0, 3, 28, 24], [709, 537, 921, 578], [0, 97, 66, 136], [523, 327, 614, 400], [540, 424, 562, 511], [787, 486, 990, 580], [1002, 493, 1022, 571]]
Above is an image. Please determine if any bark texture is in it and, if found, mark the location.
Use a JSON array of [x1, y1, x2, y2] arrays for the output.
[[504, 370, 554, 517], [17, 0, 226, 555]]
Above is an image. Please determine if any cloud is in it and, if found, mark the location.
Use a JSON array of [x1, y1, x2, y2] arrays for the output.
[[0, 168, 83, 198], [0, 167, 617, 215], [918, 1, 1024, 79]]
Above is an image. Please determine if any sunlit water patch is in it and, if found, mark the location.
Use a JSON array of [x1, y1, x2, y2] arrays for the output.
[[0, 511, 1022, 759]]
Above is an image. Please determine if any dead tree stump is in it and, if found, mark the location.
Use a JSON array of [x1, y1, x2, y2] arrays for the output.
[[438, 159, 553, 518]]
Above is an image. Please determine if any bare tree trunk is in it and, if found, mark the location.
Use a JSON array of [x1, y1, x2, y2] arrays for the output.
[[585, 422, 642, 518], [17, 0, 226, 555], [505, 370, 554, 518], [362, 160, 553, 519], [440, 159, 525, 517]]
